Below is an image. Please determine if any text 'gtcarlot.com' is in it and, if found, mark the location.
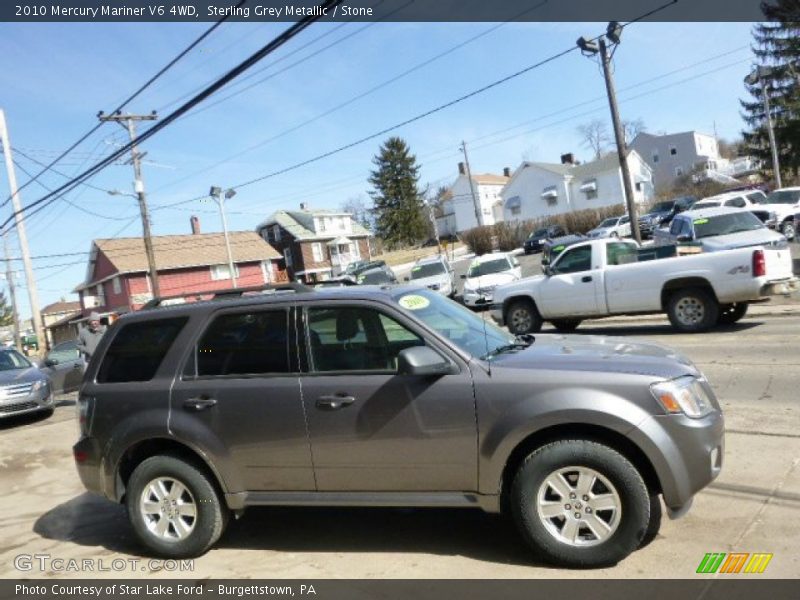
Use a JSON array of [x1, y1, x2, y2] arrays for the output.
[[13, 554, 194, 573]]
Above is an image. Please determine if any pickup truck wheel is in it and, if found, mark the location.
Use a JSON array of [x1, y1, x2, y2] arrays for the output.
[[510, 440, 650, 568], [718, 302, 748, 325], [126, 455, 228, 558], [506, 299, 542, 335], [551, 319, 582, 332], [666, 288, 719, 332], [781, 220, 795, 240]]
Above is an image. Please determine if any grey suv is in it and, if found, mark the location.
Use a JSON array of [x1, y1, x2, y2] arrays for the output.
[[74, 285, 724, 568]]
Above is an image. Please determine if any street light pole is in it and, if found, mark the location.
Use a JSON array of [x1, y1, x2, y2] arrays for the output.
[[210, 187, 238, 288], [746, 67, 782, 189]]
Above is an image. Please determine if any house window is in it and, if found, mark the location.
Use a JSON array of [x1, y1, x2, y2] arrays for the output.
[[580, 179, 598, 200], [312, 242, 324, 263], [338, 217, 346, 231], [652, 151, 659, 163], [669, 146, 677, 156], [210, 264, 240, 281], [675, 166, 684, 177], [284, 248, 293, 268], [318, 219, 327, 232], [261, 261, 273, 283], [635, 182, 643, 192], [272, 225, 281, 242], [95, 284, 105, 307], [510, 205, 521, 216], [541, 186, 558, 206], [112, 277, 121, 295]]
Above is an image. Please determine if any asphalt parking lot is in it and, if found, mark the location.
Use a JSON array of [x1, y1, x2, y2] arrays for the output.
[[0, 309, 798, 579]]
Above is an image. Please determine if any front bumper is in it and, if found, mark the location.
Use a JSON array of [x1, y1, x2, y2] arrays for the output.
[[628, 409, 724, 514], [0, 385, 53, 418], [463, 290, 495, 307], [761, 277, 800, 296]]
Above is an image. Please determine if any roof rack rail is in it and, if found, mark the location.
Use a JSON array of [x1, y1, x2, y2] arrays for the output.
[[141, 282, 313, 309]]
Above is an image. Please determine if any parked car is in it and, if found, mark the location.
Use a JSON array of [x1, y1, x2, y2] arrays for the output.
[[461, 252, 522, 308], [356, 265, 397, 285], [38, 339, 86, 395], [405, 255, 455, 297], [74, 283, 724, 567], [653, 207, 787, 252], [313, 277, 358, 288], [638, 196, 696, 238], [586, 215, 631, 239], [759, 187, 800, 240], [523, 224, 567, 254], [491, 237, 797, 334], [0, 348, 53, 419], [691, 190, 766, 211], [344, 260, 389, 277]]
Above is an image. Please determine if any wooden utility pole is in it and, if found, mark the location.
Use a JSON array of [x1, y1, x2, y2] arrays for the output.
[[460, 141, 483, 229], [2, 234, 22, 351], [0, 109, 46, 353], [599, 39, 642, 243], [98, 111, 161, 297]]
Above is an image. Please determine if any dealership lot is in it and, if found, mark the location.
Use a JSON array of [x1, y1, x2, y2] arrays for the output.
[[0, 312, 798, 579]]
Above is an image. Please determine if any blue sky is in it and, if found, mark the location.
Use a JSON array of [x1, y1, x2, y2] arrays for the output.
[[0, 19, 756, 320]]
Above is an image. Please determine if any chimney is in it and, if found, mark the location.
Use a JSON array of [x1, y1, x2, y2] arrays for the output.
[[299, 202, 309, 211], [560, 153, 576, 165], [190, 215, 200, 235], [458, 162, 466, 175], [503, 167, 511, 177]]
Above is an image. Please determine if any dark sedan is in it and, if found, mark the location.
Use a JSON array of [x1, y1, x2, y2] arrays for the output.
[[523, 225, 567, 254]]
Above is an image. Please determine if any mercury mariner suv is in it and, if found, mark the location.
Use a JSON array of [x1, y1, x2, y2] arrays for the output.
[[73, 283, 724, 568]]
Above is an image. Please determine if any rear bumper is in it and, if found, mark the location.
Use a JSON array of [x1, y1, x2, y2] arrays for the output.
[[73, 436, 106, 498], [761, 277, 800, 296]]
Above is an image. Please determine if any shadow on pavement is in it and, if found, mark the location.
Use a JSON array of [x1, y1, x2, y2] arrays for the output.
[[573, 321, 762, 337], [35, 497, 551, 568], [0, 409, 54, 431]]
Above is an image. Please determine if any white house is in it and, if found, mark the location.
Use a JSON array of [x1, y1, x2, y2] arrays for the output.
[[630, 131, 721, 189], [437, 163, 510, 235], [501, 152, 653, 223]]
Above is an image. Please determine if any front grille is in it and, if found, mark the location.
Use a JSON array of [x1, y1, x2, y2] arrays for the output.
[[477, 286, 496, 295], [0, 383, 33, 399], [0, 401, 37, 414]]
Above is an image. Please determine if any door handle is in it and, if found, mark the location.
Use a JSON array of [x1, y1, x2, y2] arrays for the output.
[[183, 397, 217, 411], [317, 394, 356, 410], [581, 275, 593, 283]]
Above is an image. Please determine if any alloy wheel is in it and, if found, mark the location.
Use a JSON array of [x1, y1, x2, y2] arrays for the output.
[[139, 477, 197, 542]]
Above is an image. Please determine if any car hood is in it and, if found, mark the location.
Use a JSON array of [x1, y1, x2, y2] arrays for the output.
[[699, 228, 786, 251], [491, 333, 697, 380], [409, 274, 449, 287], [0, 367, 46, 385], [465, 272, 518, 289]]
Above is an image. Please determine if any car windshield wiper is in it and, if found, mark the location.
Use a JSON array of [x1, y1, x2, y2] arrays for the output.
[[482, 335, 536, 360]]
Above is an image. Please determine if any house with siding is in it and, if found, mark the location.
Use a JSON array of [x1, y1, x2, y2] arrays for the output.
[[256, 206, 373, 282], [501, 152, 653, 224], [437, 163, 510, 235], [73, 217, 283, 315], [630, 131, 721, 189], [40, 299, 82, 346]]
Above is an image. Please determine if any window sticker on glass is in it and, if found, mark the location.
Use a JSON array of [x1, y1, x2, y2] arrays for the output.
[[398, 294, 430, 310], [693, 218, 709, 225]]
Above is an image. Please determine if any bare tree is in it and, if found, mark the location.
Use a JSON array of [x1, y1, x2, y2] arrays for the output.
[[622, 118, 647, 145], [577, 119, 611, 160], [340, 195, 373, 230]]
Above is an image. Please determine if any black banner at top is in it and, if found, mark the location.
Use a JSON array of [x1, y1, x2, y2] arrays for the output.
[[2, 0, 769, 23]]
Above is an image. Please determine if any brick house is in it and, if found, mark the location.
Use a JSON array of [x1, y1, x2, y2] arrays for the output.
[[40, 299, 82, 346], [256, 206, 373, 282], [73, 220, 284, 315]]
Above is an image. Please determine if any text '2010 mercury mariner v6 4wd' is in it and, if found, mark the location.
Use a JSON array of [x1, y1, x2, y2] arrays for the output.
[[73, 283, 724, 568]]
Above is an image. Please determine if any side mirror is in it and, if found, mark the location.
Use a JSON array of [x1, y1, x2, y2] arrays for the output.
[[44, 358, 58, 367], [676, 234, 692, 242], [542, 265, 553, 276], [460, 274, 466, 279], [397, 346, 455, 377]]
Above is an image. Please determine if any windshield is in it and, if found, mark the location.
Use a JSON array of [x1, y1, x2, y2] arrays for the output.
[[692, 201, 720, 210], [529, 228, 548, 238], [392, 289, 514, 359], [598, 218, 618, 228], [694, 211, 765, 239], [651, 201, 674, 213], [409, 262, 446, 279], [765, 190, 800, 205], [0, 349, 32, 371], [467, 258, 512, 278], [359, 271, 392, 284]]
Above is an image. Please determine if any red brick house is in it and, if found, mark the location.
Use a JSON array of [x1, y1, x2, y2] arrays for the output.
[[256, 206, 373, 282], [73, 224, 284, 315]]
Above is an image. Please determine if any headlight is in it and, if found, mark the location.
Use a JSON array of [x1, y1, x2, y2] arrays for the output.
[[31, 379, 49, 392], [650, 376, 714, 418]]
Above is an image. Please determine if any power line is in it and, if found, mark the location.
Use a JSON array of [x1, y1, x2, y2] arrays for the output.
[[0, 3, 245, 211], [0, 0, 345, 234]]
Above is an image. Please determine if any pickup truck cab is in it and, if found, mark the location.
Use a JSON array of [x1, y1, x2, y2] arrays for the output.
[[491, 238, 798, 333]]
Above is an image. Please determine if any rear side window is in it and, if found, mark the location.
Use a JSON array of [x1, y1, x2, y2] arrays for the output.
[[195, 310, 290, 377], [97, 318, 187, 383]]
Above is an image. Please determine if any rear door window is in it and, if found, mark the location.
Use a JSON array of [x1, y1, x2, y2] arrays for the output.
[[97, 318, 187, 383]]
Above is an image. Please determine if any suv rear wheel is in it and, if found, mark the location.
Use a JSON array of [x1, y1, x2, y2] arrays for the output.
[[666, 287, 719, 332], [510, 440, 650, 568], [126, 455, 228, 558]]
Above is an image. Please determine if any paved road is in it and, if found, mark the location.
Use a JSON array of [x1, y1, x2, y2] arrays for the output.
[[0, 316, 798, 579]]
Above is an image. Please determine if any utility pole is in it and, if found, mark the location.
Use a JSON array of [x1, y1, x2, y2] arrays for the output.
[[2, 234, 22, 351], [460, 141, 483, 229], [0, 109, 46, 353], [424, 194, 441, 254], [98, 111, 161, 297], [209, 186, 238, 288], [745, 67, 782, 189], [578, 25, 641, 243]]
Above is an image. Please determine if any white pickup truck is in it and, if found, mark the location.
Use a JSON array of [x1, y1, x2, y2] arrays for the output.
[[490, 238, 798, 333]]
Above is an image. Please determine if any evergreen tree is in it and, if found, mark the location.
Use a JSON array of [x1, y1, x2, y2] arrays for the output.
[[368, 137, 427, 247], [0, 291, 14, 327], [740, 1, 800, 183]]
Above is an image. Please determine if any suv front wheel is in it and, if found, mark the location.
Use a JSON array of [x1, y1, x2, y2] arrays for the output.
[[126, 455, 229, 558], [510, 440, 650, 568]]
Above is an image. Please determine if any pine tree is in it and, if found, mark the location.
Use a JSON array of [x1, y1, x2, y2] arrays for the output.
[[740, 1, 800, 183], [0, 291, 14, 327], [368, 137, 427, 247]]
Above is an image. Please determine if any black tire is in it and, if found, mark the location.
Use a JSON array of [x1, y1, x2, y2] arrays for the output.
[[126, 455, 228, 558], [666, 287, 719, 333], [506, 299, 543, 335], [510, 440, 650, 568], [551, 319, 582, 332], [781, 220, 795, 241], [718, 302, 748, 325], [639, 494, 663, 549]]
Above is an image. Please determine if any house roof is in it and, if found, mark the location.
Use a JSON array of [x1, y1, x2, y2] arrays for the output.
[[41, 300, 81, 315], [75, 231, 280, 291], [471, 173, 509, 185], [257, 210, 372, 241], [44, 311, 82, 331]]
